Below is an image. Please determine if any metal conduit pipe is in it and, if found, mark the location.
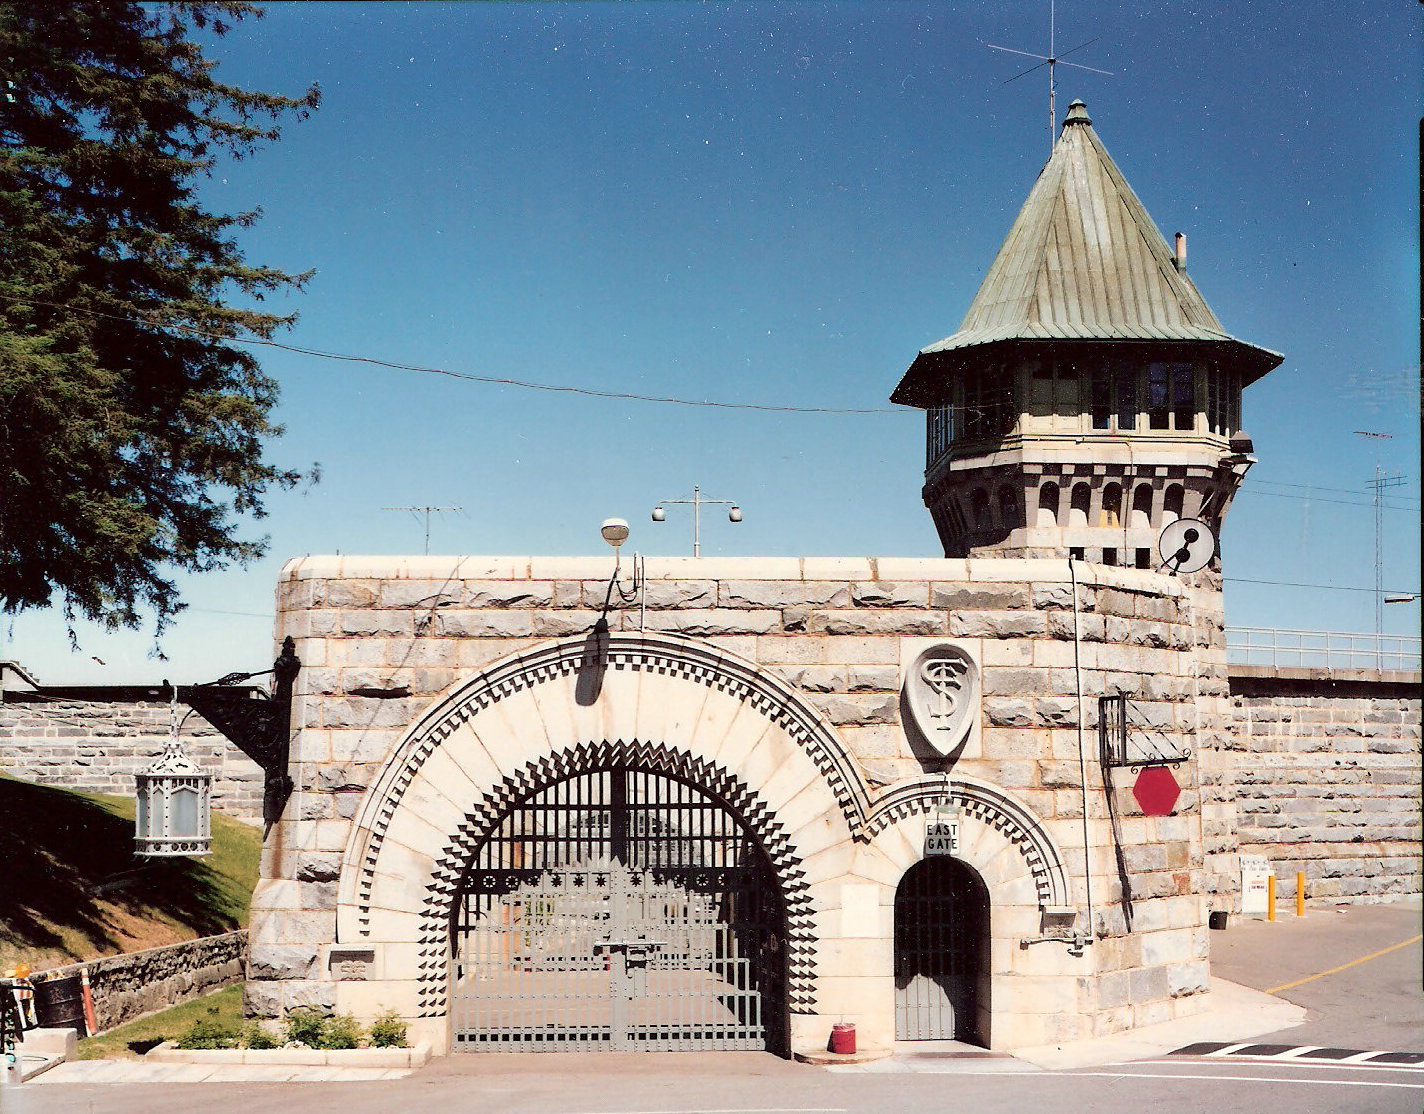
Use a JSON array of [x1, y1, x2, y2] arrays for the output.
[[1070, 558, 1096, 943]]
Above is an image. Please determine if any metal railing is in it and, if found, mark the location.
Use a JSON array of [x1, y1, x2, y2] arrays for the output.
[[1226, 627, 1422, 673]]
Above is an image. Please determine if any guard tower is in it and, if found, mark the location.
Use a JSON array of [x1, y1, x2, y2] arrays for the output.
[[891, 101, 1282, 565]]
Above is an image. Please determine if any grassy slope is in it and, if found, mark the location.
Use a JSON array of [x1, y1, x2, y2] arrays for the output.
[[76, 984, 244, 1060], [0, 774, 261, 972]]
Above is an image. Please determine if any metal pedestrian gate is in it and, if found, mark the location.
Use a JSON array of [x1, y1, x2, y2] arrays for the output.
[[893, 856, 989, 1042], [452, 766, 786, 1052]]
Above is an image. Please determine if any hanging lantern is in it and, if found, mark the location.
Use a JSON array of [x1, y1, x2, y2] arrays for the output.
[[135, 687, 212, 857]]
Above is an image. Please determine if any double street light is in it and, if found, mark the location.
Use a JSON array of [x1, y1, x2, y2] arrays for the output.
[[651, 485, 742, 557]]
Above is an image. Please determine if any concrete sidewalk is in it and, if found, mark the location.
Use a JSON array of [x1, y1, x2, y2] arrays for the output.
[[16, 897, 1420, 1086]]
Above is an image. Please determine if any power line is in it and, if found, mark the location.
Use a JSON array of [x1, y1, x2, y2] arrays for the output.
[[1242, 487, 1419, 511], [1225, 576, 1419, 595], [0, 294, 911, 415]]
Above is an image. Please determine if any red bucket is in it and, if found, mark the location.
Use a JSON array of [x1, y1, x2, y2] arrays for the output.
[[829, 1022, 856, 1055]]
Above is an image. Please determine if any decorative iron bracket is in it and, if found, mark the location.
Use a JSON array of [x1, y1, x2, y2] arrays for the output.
[[1097, 692, 1190, 769], [181, 636, 301, 817]]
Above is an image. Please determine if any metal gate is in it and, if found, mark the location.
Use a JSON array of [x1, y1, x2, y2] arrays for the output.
[[893, 856, 988, 1042], [452, 766, 786, 1052]]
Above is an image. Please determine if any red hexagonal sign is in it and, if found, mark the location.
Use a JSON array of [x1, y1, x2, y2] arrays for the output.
[[1132, 765, 1180, 816]]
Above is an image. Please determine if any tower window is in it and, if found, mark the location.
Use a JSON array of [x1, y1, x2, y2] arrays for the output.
[[1117, 361, 1138, 430], [961, 365, 1015, 442], [1100, 482, 1123, 528], [1131, 483, 1154, 530], [1091, 362, 1140, 431], [1148, 361, 1197, 430], [997, 485, 1018, 529], [926, 404, 954, 466], [971, 487, 991, 528], [1037, 482, 1060, 528], [1172, 362, 1196, 430], [1206, 364, 1238, 436], [1163, 483, 1185, 523]]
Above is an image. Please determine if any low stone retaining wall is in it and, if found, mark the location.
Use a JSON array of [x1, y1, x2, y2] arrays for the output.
[[38, 931, 247, 1034], [146, 1040, 429, 1068]]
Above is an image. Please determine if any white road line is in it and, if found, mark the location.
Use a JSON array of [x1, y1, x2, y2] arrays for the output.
[[1139, 1058, 1424, 1075], [1060, 1071, 1424, 1090]]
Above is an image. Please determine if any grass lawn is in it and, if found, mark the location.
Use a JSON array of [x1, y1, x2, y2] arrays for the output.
[[76, 985, 244, 1060], [0, 775, 261, 972]]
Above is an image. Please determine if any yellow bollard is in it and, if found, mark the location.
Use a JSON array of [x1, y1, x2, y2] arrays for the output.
[[1267, 875, 1276, 922], [1296, 871, 1306, 917]]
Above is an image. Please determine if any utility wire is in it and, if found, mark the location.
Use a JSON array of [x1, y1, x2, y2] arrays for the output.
[[0, 294, 913, 415], [1242, 487, 1419, 512], [1225, 576, 1419, 595]]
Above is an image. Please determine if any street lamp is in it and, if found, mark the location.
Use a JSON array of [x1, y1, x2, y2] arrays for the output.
[[651, 485, 742, 557], [134, 685, 212, 857]]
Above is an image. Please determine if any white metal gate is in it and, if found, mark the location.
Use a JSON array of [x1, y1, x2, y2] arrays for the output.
[[451, 767, 785, 1052], [893, 856, 988, 1042]]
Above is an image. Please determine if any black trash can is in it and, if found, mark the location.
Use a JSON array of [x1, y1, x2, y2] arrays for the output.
[[1208, 910, 1229, 930], [31, 974, 88, 1036]]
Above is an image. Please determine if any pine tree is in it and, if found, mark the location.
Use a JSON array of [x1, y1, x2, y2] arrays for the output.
[[0, 1, 318, 633]]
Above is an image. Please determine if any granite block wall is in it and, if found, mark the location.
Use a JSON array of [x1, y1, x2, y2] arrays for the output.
[[1224, 668, 1422, 904], [0, 694, 265, 821]]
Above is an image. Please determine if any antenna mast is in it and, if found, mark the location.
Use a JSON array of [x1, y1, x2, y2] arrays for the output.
[[987, 0, 1114, 154], [382, 505, 463, 555]]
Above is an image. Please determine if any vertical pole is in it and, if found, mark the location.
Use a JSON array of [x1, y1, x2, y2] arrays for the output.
[[1267, 876, 1276, 922], [1296, 871, 1305, 918], [692, 485, 702, 558]]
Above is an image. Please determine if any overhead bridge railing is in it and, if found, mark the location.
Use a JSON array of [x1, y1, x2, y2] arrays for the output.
[[1225, 627, 1422, 674]]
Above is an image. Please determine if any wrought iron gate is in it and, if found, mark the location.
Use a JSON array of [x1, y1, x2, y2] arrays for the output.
[[452, 766, 786, 1052], [893, 857, 988, 1042]]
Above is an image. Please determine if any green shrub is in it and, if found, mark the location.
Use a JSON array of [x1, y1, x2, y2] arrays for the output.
[[284, 1007, 328, 1048], [320, 1013, 364, 1050], [368, 1010, 408, 1048], [178, 1018, 238, 1050], [240, 1021, 281, 1050]]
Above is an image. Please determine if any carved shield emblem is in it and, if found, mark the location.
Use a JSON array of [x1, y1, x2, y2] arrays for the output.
[[904, 644, 978, 757]]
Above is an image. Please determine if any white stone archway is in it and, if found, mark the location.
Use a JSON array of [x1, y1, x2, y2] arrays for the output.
[[330, 632, 867, 1049]]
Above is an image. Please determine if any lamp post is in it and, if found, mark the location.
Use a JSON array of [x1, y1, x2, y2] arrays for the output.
[[651, 486, 742, 557]]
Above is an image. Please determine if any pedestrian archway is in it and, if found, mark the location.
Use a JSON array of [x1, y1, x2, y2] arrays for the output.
[[893, 856, 990, 1042]]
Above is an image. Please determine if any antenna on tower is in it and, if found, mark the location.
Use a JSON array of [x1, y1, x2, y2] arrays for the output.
[[987, 0, 1114, 155]]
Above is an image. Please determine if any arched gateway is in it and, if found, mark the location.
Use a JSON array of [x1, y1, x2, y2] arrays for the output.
[[451, 763, 788, 1052], [323, 631, 1075, 1055]]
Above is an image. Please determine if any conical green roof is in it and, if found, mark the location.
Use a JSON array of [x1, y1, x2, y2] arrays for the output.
[[892, 101, 1281, 406]]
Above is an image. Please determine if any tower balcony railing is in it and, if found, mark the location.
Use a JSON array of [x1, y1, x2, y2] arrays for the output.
[[1225, 627, 1422, 674]]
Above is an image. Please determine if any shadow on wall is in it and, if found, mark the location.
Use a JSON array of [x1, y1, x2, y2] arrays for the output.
[[0, 775, 253, 968]]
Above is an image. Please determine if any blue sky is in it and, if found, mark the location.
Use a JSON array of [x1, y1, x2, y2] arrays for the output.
[[7, 0, 1420, 685]]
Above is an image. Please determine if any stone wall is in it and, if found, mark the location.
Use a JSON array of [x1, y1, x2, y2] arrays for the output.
[[255, 555, 1221, 1052], [0, 694, 264, 820], [37, 931, 247, 1033], [1223, 667, 1422, 905]]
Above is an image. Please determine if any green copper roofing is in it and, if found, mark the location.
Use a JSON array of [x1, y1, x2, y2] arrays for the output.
[[892, 101, 1281, 405]]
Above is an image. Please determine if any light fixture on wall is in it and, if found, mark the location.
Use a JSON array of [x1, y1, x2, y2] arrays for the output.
[[134, 685, 213, 857], [600, 518, 644, 622]]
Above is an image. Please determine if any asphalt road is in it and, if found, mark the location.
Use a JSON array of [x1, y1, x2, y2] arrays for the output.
[[5, 899, 1420, 1114]]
